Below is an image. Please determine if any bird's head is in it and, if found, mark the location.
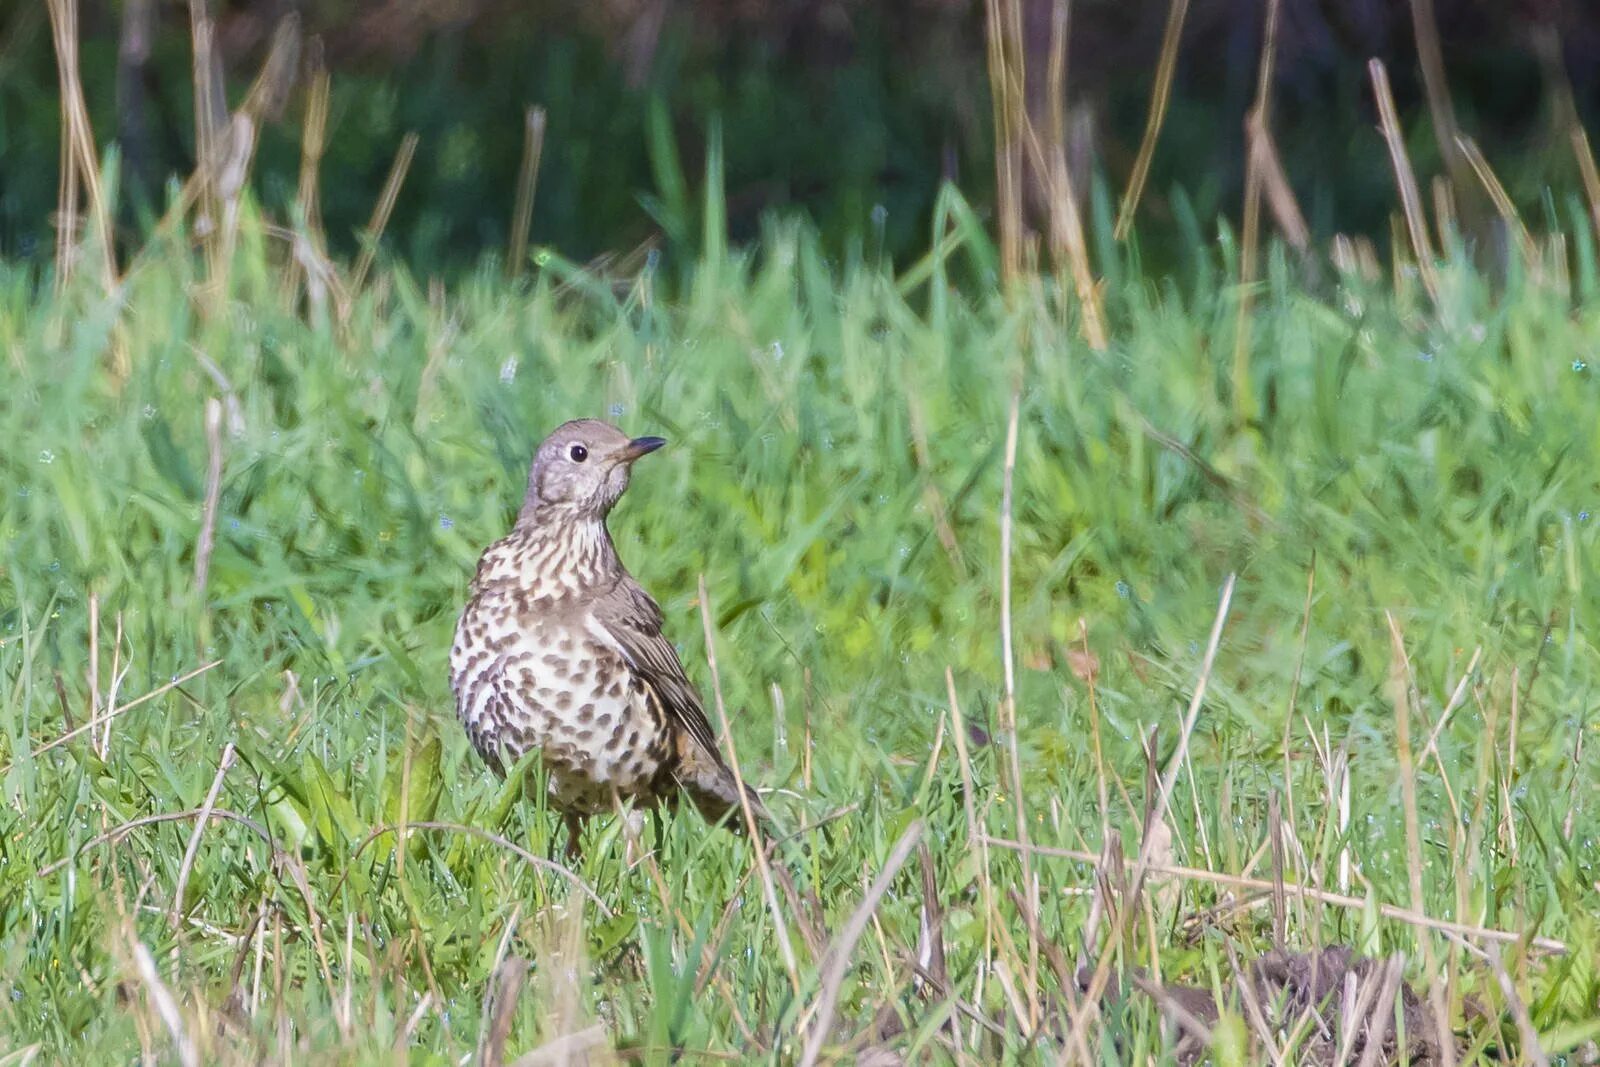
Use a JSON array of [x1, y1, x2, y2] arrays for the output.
[[522, 418, 666, 522]]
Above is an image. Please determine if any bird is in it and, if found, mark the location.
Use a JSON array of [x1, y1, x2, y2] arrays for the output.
[[450, 418, 768, 860]]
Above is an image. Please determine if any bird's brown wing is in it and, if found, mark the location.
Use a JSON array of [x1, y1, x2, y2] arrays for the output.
[[589, 580, 768, 825], [590, 581, 722, 757]]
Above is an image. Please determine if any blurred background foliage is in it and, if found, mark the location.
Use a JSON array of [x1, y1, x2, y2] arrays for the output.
[[1, 0, 1598, 272]]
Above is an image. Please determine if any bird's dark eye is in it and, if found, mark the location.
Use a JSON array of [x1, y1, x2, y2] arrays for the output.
[[569, 444, 588, 463]]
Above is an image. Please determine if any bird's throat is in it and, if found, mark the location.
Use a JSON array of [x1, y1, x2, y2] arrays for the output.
[[501, 513, 620, 599]]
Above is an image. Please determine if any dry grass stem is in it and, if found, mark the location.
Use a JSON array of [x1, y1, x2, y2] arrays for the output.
[[1486, 944, 1550, 1067], [86, 592, 100, 755], [978, 835, 1563, 953], [1231, 0, 1282, 425], [1113, 0, 1190, 239], [477, 903, 522, 1065], [507, 1026, 608, 1067], [194, 398, 224, 610], [1249, 116, 1310, 251], [295, 64, 330, 235], [982, 0, 1105, 344], [169, 741, 235, 931], [287, 62, 342, 315], [1573, 125, 1600, 243], [1065, 577, 1234, 1056], [508, 106, 548, 278], [1408, 0, 1468, 195], [3, 659, 223, 775], [996, 390, 1040, 1021], [342, 821, 612, 918], [187, 0, 224, 278], [1369, 59, 1440, 301], [945, 669, 997, 1004], [1432, 175, 1458, 244], [1355, 954, 1407, 1067], [697, 575, 802, 995], [1419, 645, 1482, 765], [1385, 614, 1456, 1058], [351, 131, 420, 297], [1281, 556, 1315, 869], [905, 384, 965, 575], [46, 0, 118, 293], [798, 820, 923, 1067], [40, 808, 271, 878], [1132, 575, 1234, 882], [128, 936, 200, 1067], [101, 611, 127, 758], [983, 0, 1025, 287], [1456, 136, 1538, 266], [1039, 2, 1107, 349]]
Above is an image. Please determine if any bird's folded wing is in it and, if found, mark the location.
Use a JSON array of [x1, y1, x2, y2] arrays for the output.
[[588, 584, 725, 762]]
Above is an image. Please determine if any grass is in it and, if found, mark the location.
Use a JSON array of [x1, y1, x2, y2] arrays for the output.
[[1, 190, 1599, 1063]]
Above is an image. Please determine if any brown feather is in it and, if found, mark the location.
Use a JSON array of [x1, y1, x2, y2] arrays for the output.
[[592, 577, 770, 829]]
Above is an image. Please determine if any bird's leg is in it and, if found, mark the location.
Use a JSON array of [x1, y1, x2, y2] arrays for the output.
[[563, 812, 584, 863], [650, 804, 665, 854]]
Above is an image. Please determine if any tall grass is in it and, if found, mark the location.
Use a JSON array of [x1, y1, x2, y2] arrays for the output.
[[1, 183, 1598, 1059], [4, 1, 1600, 1061]]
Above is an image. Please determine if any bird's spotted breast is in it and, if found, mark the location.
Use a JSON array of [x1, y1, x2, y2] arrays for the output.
[[451, 542, 672, 814]]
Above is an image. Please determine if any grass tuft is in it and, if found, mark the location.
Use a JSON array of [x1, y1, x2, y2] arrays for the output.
[[1, 200, 1597, 1061]]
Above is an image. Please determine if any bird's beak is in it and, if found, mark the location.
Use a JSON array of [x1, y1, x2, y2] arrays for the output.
[[618, 436, 667, 463]]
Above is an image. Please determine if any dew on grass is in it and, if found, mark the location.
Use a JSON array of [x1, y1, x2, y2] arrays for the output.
[[1580, 510, 1591, 523], [1115, 580, 1131, 599], [142, 404, 157, 420], [47, 560, 59, 573], [439, 514, 454, 530], [770, 340, 784, 361], [1574, 359, 1588, 372], [37, 450, 53, 464], [499, 356, 518, 384], [229, 519, 241, 530], [16, 487, 28, 498], [608, 402, 624, 419]]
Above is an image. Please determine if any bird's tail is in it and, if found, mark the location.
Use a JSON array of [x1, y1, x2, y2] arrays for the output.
[[676, 740, 771, 833]]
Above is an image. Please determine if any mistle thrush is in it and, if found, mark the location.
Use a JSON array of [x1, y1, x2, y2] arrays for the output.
[[450, 419, 767, 857]]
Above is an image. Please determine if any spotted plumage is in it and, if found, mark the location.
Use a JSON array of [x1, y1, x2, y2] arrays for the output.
[[450, 419, 767, 857]]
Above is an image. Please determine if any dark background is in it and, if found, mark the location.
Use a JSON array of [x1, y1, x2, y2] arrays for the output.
[[2, 0, 1598, 271]]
